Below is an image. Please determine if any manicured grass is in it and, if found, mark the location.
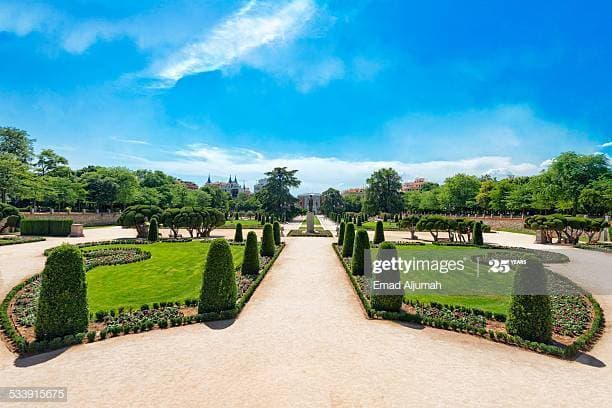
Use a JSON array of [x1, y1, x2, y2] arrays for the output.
[[221, 219, 262, 228], [85, 241, 244, 312], [362, 221, 400, 230]]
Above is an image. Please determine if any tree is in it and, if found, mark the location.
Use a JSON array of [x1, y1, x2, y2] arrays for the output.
[[399, 215, 420, 240], [548, 152, 610, 214], [35, 244, 88, 340], [320, 188, 344, 215], [148, 217, 159, 242], [201, 184, 230, 210], [234, 222, 243, 242], [579, 178, 612, 215], [241, 231, 260, 275], [36, 149, 68, 176], [0, 203, 20, 233], [82, 171, 119, 209], [373, 220, 385, 244], [342, 222, 356, 257], [273, 221, 281, 245], [261, 223, 275, 256], [0, 153, 31, 202], [257, 167, 301, 219], [0, 127, 35, 163], [351, 229, 370, 275], [439, 174, 480, 212], [119, 205, 162, 238], [365, 168, 403, 214], [198, 239, 237, 313]]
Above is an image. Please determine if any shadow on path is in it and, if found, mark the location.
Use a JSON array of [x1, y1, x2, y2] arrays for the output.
[[14, 347, 67, 368], [574, 352, 606, 368], [204, 319, 235, 330]]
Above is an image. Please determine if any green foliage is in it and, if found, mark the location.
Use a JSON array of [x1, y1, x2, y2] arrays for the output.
[[370, 241, 403, 311], [365, 168, 403, 214], [342, 223, 355, 257], [506, 262, 552, 343], [0, 126, 35, 163], [119, 205, 162, 238], [472, 221, 484, 245], [351, 229, 370, 275], [35, 244, 88, 340], [257, 167, 301, 219], [234, 222, 243, 242], [241, 231, 260, 275], [273, 221, 281, 245], [198, 239, 237, 313], [147, 218, 159, 242], [20, 219, 72, 236], [373, 220, 385, 244], [261, 223, 275, 256], [338, 221, 345, 246], [320, 188, 345, 215]]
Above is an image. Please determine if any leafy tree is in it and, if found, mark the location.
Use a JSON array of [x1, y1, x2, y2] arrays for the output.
[[201, 184, 230, 210], [119, 205, 162, 238], [403, 191, 421, 213], [35, 244, 88, 340], [579, 178, 612, 215], [0, 127, 35, 163], [320, 188, 344, 215], [81, 171, 119, 209], [36, 149, 68, 176], [365, 168, 403, 214], [198, 239, 237, 313], [439, 174, 480, 212], [0, 153, 31, 202], [257, 167, 301, 219]]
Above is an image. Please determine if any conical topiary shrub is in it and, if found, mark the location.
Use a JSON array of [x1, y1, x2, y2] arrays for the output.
[[338, 221, 346, 246], [506, 260, 552, 343], [234, 222, 243, 242], [472, 221, 484, 245], [148, 217, 159, 242], [342, 222, 356, 257], [273, 221, 281, 245], [35, 244, 88, 340], [261, 223, 275, 257], [373, 220, 385, 244], [199, 238, 237, 313], [351, 229, 370, 275], [357, 216, 363, 227], [241, 231, 260, 275], [370, 241, 403, 311]]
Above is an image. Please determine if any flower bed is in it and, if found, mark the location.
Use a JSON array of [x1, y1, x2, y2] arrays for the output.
[[83, 247, 151, 270]]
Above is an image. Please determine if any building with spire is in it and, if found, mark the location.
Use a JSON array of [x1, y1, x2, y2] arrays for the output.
[[205, 174, 251, 198]]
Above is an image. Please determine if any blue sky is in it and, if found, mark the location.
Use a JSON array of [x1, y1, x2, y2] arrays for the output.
[[1, 0, 611, 193]]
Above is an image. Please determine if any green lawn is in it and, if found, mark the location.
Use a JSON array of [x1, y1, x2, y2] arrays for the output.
[[221, 219, 262, 228], [362, 221, 400, 230], [85, 241, 244, 312]]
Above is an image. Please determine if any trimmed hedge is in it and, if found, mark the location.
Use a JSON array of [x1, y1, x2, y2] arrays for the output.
[[241, 231, 259, 275], [20, 219, 73, 236], [338, 221, 345, 246], [148, 218, 159, 242], [351, 229, 370, 275], [35, 244, 88, 340], [234, 222, 243, 242], [472, 221, 484, 245], [373, 220, 385, 244], [273, 221, 281, 245], [370, 241, 403, 311], [261, 223, 275, 257], [198, 239, 237, 313], [342, 222, 356, 257]]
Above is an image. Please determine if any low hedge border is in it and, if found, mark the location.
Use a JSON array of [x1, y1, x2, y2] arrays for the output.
[[574, 243, 612, 254], [331, 243, 604, 360], [287, 230, 333, 237], [2, 242, 285, 355], [430, 241, 570, 264], [0, 237, 46, 246]]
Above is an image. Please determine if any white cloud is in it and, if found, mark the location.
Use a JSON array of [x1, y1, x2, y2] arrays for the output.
[[601, 141, 612, 148], [149, 0, 317, 87], [0, 2, 56, 36], [111, 137, 151, 146]]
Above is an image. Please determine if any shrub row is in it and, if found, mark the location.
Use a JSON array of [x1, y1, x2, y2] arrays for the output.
[[20, 219, 72, 236]]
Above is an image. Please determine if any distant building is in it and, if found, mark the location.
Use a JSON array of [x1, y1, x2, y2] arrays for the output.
[[205, 175, 250, 199], [401, 177, 426, 192], [298, 193, 322, 213], [177, 179, 199, 190], [341, 187, 366, 197], [254, 178, 267, 193]]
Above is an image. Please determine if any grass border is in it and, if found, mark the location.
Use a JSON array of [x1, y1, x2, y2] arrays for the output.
[[574, 243, 612, 254], [331, 243, 604, 359], [0, 236, 46, 246]]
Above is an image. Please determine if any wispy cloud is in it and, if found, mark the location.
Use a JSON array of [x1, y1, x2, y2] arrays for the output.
[[149, 0, 317, 88], [0, 2, 56, 36], [111, 137, 151, 146], [601, 141, 612, 148]]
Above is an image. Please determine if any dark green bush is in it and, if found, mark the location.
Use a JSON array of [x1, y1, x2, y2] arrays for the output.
[[198, 238, 237, 313], [472, 221, 484, 245], [20, 219, 72, 236], [351, 229, 370, 275], [242, 231, 260, 275], [506, 261, 552, 343], [87, 331, 96, 343], [118, 205, 162, 238], [261, 223, 275, 257], [234, 223, 243, 242], [373, 220, 385, 244], [338, 221, 345, 246], [148, 218, 159, 242], [273, 221, 281, 245], [342, 223, 356, 257], [6, 214, 20, 230], [35, 244, 88, 340], [370, 241, 403, 311]]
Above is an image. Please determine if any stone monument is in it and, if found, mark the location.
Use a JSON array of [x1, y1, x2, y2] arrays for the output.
[[306, 194, 315, 233]]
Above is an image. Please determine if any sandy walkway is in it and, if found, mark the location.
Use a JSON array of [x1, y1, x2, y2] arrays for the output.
[[0, 223, 611, 406]]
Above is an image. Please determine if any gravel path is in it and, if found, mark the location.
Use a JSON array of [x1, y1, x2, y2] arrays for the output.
[[0, 223, 611, 406]]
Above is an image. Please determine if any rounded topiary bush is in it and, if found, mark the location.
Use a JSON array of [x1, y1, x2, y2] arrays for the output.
[[261, 223, 275, 257], [342, 223, 356, 257], [506, 261, 552, 343], [370, 241, 403, 311], [273, 221, 281, 245], [198, 239, 237, 313], [472, 221, 484, 246], [234, 222, 243, 242], [373, 220, 385, 244], [35, 244, 88, 340], [148, 218, 159, 242], [241, 231, 260, 275], [338, 221, 345, 246], [351, 229, 370, 275]]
